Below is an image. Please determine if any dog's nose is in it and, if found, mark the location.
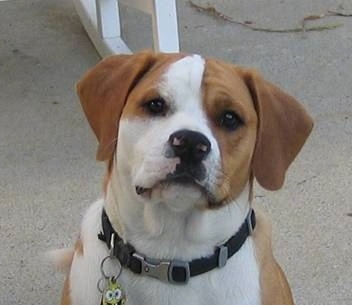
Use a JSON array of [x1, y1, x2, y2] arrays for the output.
[[168, 129, 211, 163]]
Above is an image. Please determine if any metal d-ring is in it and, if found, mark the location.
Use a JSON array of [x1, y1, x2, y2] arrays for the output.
[[100, 255, 122, 280], [110, 233, 115, 256]]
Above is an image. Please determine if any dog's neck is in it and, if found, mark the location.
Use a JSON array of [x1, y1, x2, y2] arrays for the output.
[[104, 167, 252, 261]]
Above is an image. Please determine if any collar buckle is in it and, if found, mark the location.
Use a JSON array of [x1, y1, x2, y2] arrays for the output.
[[132, 253, 190, 284], [133, 253, 170, 283]]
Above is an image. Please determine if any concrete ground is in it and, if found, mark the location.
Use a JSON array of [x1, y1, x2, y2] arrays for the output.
[[0, 0, 351, 304]]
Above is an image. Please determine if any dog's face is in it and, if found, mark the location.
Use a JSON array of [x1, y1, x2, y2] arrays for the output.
[[77, 52, 313, 212], [115, 55, 258, 211]]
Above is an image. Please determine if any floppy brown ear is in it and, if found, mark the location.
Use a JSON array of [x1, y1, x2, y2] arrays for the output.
[[76, 51, 157, 161], [242, 69, 313, 190]]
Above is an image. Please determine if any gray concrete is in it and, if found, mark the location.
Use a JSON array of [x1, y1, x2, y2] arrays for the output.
[[0, 0, 351, 304]]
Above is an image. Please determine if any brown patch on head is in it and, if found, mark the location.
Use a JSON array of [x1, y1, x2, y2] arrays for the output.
[[203, 59, 258, 204], [77, 51, 184, 162], [203, 58, 313, 204], [119, 54, 187, 120]]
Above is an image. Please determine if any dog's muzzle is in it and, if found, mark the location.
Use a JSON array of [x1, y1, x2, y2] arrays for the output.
[[135, 129, 212, 196]]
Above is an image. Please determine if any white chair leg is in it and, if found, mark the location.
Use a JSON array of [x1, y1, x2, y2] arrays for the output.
[[73, 0, 131, 56], [96, 0, 120, 38], [73, 0, 179, 56], [151, 0, 179, 52]]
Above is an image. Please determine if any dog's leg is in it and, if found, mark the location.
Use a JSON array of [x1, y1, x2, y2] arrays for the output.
[[46, 247, 74, 273]]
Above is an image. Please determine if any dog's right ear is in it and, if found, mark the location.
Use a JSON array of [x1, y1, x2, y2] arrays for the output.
[[76, 51, 157, 161]]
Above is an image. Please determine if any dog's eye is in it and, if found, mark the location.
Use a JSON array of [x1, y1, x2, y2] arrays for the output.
[[219, 111, 243, 131], [144, 98, 166, 115]]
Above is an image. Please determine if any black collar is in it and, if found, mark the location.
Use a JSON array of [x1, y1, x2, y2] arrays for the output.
[[98, 208, 256, 285]]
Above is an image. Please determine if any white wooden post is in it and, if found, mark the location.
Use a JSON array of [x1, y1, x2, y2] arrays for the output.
[[73, 0, 180, 57], [96, 0, 120, 38], [151, 0, 179, 52]]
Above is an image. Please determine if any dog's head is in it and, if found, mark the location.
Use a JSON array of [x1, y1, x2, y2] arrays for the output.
[[77, 51, 313, 212]]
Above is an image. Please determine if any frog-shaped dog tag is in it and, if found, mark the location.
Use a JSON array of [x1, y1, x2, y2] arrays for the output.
[[102, 277, 126, 305], [99, 255, 126, 305]]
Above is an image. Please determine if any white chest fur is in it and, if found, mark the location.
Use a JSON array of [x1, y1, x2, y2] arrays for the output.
[[69, 196, 261, 305]]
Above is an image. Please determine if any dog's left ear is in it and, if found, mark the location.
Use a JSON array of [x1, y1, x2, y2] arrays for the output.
[[241, 69, 313, 190], [76, 51, 158, 161]]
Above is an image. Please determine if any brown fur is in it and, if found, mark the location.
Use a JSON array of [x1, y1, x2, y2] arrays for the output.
[[203, 59, 258, 203], [240, 69, 313, 190], [60, 276, 71, 305], [202, 58, 313, 203], [253, 208, 294, 305]]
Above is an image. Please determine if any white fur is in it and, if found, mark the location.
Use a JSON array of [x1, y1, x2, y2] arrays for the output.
[[69, 200, 107, 305], [68, 56, 261, 305]]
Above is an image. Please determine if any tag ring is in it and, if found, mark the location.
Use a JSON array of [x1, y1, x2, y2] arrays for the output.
[[97, 277, 106, 293], [100, 255, 122, 279]]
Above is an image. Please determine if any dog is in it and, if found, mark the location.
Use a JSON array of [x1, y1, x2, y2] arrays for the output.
[[55, 51, 313, 305]]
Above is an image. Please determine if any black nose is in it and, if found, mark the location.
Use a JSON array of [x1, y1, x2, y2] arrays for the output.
[[168, 129, 211, 163]]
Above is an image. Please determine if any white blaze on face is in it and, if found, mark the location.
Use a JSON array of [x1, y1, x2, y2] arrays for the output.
[[157, 56, 214, 140], [159, 55, 206, 117], [157, 54, 221, 183], [116, 55, 221, 211]]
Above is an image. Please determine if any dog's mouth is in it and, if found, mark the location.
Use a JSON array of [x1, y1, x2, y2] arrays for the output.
[[135, 172, 218, 206], [135, 173, 201, 195]]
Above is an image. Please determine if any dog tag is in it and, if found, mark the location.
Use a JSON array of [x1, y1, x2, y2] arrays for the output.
[[101, 277, 126, 305], [98, 255, 126, 305]]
